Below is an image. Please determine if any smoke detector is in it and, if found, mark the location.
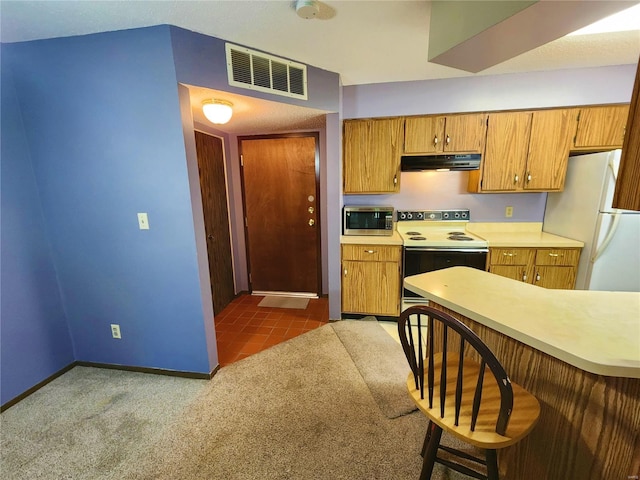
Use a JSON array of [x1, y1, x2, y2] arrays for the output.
[[295, 0, 319, 19]]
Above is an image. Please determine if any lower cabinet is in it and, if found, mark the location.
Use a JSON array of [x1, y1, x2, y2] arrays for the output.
[[341, 244, 402, 316], [488, 247, 580, 290]]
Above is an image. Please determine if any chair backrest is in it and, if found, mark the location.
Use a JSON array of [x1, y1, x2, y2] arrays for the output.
[[398, 305, 514, 436]]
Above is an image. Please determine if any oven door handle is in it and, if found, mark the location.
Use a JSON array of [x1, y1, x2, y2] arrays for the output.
[[404, 247, 489, 254]]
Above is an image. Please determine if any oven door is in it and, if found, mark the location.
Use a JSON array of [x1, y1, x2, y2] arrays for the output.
[[403, 247, 488, 302]]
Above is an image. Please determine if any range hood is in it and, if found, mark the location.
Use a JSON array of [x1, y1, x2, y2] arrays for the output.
[[401, 154, 481, 171]]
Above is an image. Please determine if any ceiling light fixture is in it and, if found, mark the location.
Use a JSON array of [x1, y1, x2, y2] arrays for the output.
[[567, 3, 640, 36], [202, 99, 233, 125], [295, 0, 319, 19]]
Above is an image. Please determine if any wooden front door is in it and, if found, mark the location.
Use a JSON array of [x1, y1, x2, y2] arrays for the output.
[[239, 135, 320, 295], [195, 131, 235, 315]]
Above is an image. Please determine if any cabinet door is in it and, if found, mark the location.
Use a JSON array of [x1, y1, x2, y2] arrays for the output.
[[444, 114, 487, 153], [533, 266, 576, 289], [574, 105, 629, 149], [613, 64, 639, 211], [342, 260, 400, 316], [343, 118, 404, 194], [404, 116, 445, 154], [525, 109, 574, 191], [489, 265, 530, 283], [481, 112, 532, 191]]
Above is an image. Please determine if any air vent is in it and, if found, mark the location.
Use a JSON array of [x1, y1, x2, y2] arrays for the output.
[[226, 43, 308, 100]]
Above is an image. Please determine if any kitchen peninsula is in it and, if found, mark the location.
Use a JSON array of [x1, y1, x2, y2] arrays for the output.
[[404, 267, 640, 480]]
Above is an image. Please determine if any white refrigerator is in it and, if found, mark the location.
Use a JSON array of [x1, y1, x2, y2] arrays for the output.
[[543, 149, 640, 292]]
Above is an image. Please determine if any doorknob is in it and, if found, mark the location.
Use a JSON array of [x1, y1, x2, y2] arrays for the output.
[[308, 219, 315, 226], [207, 234, 214, 240]]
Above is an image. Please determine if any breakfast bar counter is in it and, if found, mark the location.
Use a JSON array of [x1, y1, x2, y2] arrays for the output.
[[404, 267, 640, 479]]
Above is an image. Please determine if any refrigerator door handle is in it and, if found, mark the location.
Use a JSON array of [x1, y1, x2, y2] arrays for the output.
[[592, 212, 622, 262]]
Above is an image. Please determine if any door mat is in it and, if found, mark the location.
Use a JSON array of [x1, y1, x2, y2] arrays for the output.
[[331, 320, 417, 419], [258, 296, 310, 309]]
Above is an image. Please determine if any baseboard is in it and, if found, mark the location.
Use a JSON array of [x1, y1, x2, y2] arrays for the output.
[[1, 361, 76, 412], [76, 361, 217, 380], [1, 361, 219, 412]]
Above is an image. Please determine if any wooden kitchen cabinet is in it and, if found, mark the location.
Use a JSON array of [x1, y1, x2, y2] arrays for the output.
[[404, 113, 487, 154], [488, 248, 535, 283], [572, 104, 629, 151], [469, 109, 574, 193], [341, 244, 401, 316], [488, 247, 580, 289], [613, 59, 640, 211], [343, 117, 404, 194]]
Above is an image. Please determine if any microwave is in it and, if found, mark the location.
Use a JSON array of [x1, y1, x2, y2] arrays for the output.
[[343, 206, 394, 236]]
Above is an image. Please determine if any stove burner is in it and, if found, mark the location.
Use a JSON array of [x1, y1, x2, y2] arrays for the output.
[[406, 231, 422, 236], [448, 235, 474, 241], [409, 236, 427, 241], [448, 231, 466, 236]]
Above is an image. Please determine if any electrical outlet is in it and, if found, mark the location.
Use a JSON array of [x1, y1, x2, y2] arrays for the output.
[[110, 324, 121, 339], [505, 206, 514, 218], [137, 213, 149, 230]]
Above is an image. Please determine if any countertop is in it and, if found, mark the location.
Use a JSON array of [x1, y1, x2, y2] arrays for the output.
[[404, 267, 640, 378], [339, 223, 584, 248], [340, 231, 403, 245], [466, 222, 584, 248]]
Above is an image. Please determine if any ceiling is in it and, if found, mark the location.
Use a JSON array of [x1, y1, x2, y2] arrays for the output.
[[2, 0, 639, 134]]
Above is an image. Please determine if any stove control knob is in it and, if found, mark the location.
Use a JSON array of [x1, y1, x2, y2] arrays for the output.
[[442, 212, 449, 219], [454, 212, 461, 218], [398, 212, 406, 220], [428, 213, 436, 219], [416, 212, 424, 220], [461, 211, 468, 219], [406, 212, 413, 220]]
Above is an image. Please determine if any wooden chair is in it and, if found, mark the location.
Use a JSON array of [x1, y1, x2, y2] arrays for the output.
[[398, 305, 540, 480]]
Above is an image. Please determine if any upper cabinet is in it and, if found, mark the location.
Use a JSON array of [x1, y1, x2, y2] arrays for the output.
[[572, 105, 630, 151], [613, 60, 640, 212], [343, 117, 404, 194], [469, 109, 574, 193], [404, 113, 487, 154]]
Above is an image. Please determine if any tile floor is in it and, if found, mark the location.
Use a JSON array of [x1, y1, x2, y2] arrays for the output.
[[215, 294, 330, 366]]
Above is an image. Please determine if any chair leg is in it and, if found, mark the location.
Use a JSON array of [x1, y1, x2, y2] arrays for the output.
[[486, 449, 499, 480], [421, 421, 435, 456], [420, 424, 443, 480]]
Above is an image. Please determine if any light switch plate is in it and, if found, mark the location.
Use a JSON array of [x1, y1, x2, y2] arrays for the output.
[[137, 213, 149, 230]]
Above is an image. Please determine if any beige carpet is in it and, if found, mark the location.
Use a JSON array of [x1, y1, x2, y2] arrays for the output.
[[258, 296, 310, 309], [1, 324, 473, 480]]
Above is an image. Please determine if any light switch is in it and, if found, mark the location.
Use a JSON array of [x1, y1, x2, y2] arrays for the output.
[[137, 213, 149, 230]]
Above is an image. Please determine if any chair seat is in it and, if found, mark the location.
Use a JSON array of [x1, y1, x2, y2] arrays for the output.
[[407, 353, 540, 449]]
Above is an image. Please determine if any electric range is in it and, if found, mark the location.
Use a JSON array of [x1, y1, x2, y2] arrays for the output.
[[396, 209, 489, 303]]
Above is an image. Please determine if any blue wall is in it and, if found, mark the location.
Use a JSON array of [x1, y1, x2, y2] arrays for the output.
[[1, 24, 344, 406], [1, 49, 76, 405], [1, 26, 217, 405]]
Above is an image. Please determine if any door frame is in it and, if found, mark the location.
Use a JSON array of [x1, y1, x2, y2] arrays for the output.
[[195, 128, 237, 298], [237, 132, 322, 296]]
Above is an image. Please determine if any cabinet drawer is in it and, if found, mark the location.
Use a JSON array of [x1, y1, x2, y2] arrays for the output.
[[489, 248, 535, 266], [535, 249, 580, 266], [341, 244, 401, 262]]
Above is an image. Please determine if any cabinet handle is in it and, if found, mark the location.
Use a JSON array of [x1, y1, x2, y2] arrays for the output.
[[433, 135, 439, 146], [364, 249, 377, 254], [344, 268, 348, 276], [502, 252, 516, 257], [445, 134, 451, 145], [526, 172, 532, 183], [393, 175, 398, 185], [522, 273, 527, 282], [514, 174, 519, 184], [548, 253, 560, 257], [536, 273, 541, 282]]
